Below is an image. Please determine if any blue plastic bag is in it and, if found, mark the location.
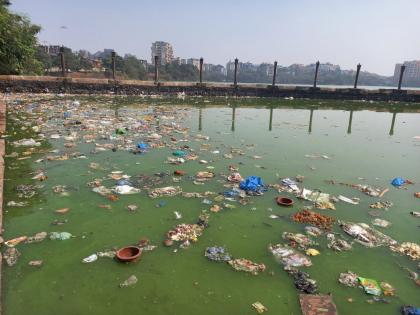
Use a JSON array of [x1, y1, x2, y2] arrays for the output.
[[401, 306, 420, 315], [137, 143, 148, 150], [391, 177, 405, 187], [240, 176, 266, 192]]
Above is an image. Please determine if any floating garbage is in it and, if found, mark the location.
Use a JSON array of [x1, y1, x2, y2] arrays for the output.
[[116, 246, 142, 262], [28, 260, 43, 267], [172, 150, 186, 157], [5, 236, 27, 247], [282, 232, 317, 249], [305, 248, 320, 256], [166, 224, 204, 242], [390, 242, 420, 261], [119, 275, 138, 288], [372, 218, 391, 228], [292, 209, 335, 230], [338, 195, 359, 205], [26, 232, 47, 244], [82, 254, 98, 263], [268, 244, 312, 267], [228, 258, 266, 275], [327, 234, 352, 252], [304, 226, 323, 237], [55, 208, 70, 214], [251, 302, 268, 314], [285, 266, 318, 294], [49, 232, 73, 240], [391, 177, 413, 187], [148, 186, 182, 198], [381, 281, 396, 296], [3, 248, 20, 266], [299, 188, 335, 210], [239, 176, 267, 195], [401, 306, 420, 315], [370, 201, 393, 210], [204, 246, 232, 262], [112, 185, 141, 195], [339, 221, 397, 247], [299, 294, 338, 315], [12, 138, 41, 147], [338, 271, 359, 287], [358, 277, 382, 296]]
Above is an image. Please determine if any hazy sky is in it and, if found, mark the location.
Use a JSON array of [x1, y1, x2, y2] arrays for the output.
[[10, 0, 420, 75]]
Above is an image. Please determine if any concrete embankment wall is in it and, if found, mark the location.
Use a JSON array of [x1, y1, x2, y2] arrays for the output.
[[1, 75, 420, 102]]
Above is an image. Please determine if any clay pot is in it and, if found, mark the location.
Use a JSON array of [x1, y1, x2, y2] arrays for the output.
[[116, 246, 142, 262], [276, 196, 294, 206], [163, 239, 174, 247]]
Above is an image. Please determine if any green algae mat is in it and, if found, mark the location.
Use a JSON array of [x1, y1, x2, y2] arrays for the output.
[[2, 94, 420, 315]]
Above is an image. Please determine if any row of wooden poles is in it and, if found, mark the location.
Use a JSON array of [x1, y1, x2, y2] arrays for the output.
[[58, 47, 407, 90]]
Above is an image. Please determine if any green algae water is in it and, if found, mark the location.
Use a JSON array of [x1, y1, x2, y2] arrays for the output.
[[2, 95, 420, 315]]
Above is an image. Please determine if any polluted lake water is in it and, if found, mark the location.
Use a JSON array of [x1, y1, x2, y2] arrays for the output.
[[2, 94, 420, 315]]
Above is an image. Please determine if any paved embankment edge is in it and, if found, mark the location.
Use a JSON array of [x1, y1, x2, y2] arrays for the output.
[[1, 75, 420, 102]]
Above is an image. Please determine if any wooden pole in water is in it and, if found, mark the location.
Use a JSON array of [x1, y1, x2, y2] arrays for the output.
[[199, 57, 203, 84], [354, 63, 361, 88], [154, 55, 159, 84], [111, 51, 116, 80], [313, 61, 320, 88], [272, 61, 278, 87], [397, 65, 405, 90], [60, 46, 66, 77], [234, 58, 238, 87]]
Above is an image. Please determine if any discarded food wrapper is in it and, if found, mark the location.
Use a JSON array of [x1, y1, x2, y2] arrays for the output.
[[358, 277, 382, 296]]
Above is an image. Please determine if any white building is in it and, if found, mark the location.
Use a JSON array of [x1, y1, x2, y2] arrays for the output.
[[151, 41, 174, 65]]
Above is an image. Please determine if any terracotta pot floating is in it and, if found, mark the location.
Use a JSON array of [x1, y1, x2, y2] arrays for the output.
[[276, 196, 294, 206], [116, 246, 142, 262]]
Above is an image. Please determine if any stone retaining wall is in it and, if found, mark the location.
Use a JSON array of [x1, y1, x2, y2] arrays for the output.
[[1, 75, 420, 102]]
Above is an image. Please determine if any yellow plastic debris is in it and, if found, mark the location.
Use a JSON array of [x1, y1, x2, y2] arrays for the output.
[[252, 301, 268, 314], [306, 248, 320, 256]]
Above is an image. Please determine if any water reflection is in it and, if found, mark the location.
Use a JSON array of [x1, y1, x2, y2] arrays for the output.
[[195, 105, 404, 136], [308, 108, 314, 133], [389, 112, 397, 136], [198, 107, 203, 131], [347, 110, 353, 134], [269, 107, 273, 131], [231, 106, 236, 132]]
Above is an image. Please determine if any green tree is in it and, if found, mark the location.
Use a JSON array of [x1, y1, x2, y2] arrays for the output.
[[122, 55, 147, 80], [0, 1, 42, 74]]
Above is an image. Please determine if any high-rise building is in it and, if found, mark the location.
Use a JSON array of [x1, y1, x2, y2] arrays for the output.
[[151, 41, 174, 65], [187, 58, 200, 69], [394, 61, 420, 82]]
